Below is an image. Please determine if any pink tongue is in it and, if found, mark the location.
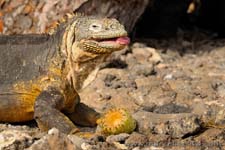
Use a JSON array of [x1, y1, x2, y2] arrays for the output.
[[116, 37, 130, 45]]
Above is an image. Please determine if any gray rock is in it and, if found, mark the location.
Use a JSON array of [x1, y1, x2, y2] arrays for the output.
[[215, 109, 225, 125], [88, 134, 105, 143], [125, 132, 148, 148], [80, 142, 92, 150], [68, 134, 87, 150], [103, 58, 128, 69], [153, 103, 191, 114], [82, 142, 118, 150], [133, 111, 201, 138], [104, 74, 117, 87], [130, 64, 155, 77], [131, 44, 162, 65], [103, 73, 136, 89], [132, 43, 147, 49], [132, 47, 152, 64], [194, 128, 225, 143], [3, 14, 14, 27], [0, 130, 33, 150], [106, 133, 130, 143], [212, 81, 225, 98], [16, 15, 33, 30], [131, 78, 176, 109], [27, 128, 77, 150]]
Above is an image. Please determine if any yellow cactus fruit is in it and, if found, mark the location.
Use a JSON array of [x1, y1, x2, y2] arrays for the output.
[[97, 108, 136, 135]]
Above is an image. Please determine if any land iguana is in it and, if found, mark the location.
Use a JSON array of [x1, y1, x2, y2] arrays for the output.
[[0, 14, 130, 134]]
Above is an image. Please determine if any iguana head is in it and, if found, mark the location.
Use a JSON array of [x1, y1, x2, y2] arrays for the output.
[[60, 15, 130, 61], [74, 17, 130, 54], [58, 15, 130, 90]]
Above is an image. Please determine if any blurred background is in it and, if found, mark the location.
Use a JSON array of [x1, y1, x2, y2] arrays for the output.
[[0, 0, 225, 38]]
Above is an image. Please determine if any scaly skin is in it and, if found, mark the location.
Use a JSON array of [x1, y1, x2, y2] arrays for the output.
[[0, 14, 129, 134]]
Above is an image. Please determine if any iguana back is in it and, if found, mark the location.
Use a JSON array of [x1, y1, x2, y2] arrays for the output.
[[0, 34, 58, 122], [0, 34, 55, 85]]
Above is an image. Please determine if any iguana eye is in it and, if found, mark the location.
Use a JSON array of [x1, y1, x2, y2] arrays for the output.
[[89, 23, 102, 32]]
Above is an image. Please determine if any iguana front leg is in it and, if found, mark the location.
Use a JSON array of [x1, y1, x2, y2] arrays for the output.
[[66, 103, 100, 127], [34, 87, 79, 134]]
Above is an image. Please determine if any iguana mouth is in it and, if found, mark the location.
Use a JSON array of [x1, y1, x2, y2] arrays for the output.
[[81, 36, 130, 54], [97, 37, 130, 45]]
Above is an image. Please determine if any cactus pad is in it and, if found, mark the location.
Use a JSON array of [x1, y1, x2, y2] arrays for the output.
[[97, 108, 136, 135]]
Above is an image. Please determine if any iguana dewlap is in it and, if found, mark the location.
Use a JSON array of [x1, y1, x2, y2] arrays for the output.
[[0, 14, 129, 134]]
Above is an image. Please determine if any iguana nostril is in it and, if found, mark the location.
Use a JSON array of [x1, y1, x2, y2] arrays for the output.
[[110, 24, 117, 29]]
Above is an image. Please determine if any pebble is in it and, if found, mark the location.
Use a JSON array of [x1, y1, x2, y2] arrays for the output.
[[125, 132, 148, 148], [106, 133, 130, 143]]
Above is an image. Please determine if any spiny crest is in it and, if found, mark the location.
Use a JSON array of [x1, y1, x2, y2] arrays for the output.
[[46, 12, 86, 35]]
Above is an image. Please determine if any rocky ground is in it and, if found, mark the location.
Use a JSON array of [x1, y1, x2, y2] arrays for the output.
[[1, 32, 225, 150], [1, 0, 225, 150]]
